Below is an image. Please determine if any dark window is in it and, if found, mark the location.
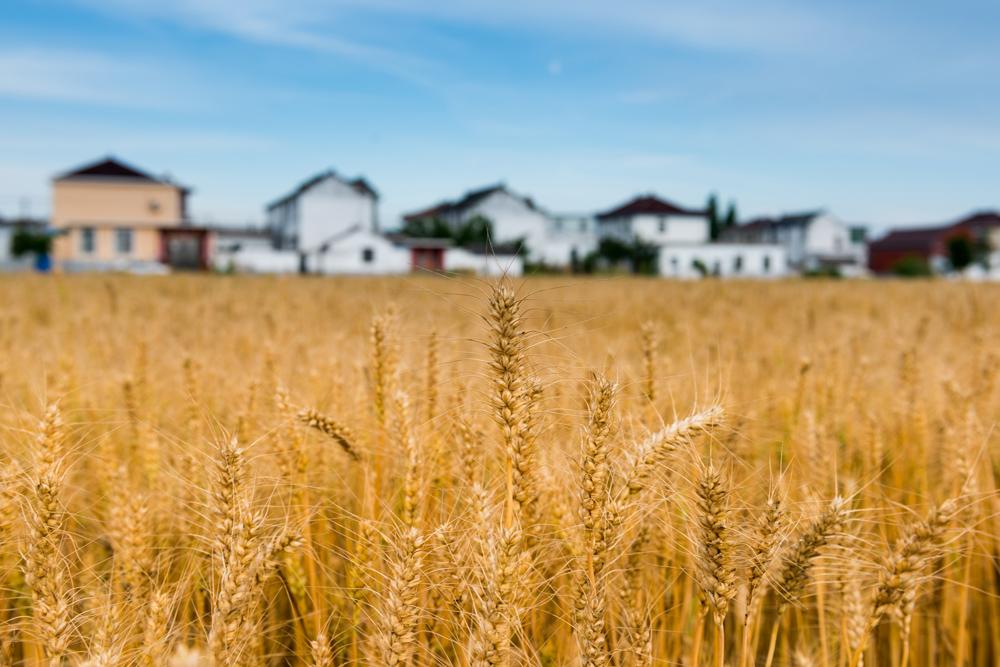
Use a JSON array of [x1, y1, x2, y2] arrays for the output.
[[362, 247, 374, 263], [658, 218, 667, 233], [80, 227, 95, 254], [115, 228, 133, 254], [733, 255, 743, 272], [763, 255, 771, 272]]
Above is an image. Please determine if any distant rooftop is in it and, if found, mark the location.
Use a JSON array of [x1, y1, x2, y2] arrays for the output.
[[267, 170, 378, 210], [403, 183, 538, 222], [55, 156, 188, 190], [595, 194, 705, 220]]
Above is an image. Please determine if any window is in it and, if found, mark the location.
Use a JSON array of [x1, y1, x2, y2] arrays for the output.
[[658, 217, 667, 233], [362, 247, 374, 263], [671, 257, 679, 273], [554, 219, 563, 232], [115, 228, 133, 255], [579, 220, 588, 232], [763, 255, 771, 273], [733, 255, 743, 273], [80, 227, 95, 254]]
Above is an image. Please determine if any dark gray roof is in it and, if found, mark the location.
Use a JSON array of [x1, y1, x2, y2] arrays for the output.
[[403, 183, 537, 222], [267, 170, 378, 210]]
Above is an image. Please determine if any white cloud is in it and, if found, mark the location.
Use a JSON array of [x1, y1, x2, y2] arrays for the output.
[[0, 48, 157, 107]]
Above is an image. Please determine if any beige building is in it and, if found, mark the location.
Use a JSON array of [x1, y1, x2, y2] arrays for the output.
[[51, 157, 208, 270]]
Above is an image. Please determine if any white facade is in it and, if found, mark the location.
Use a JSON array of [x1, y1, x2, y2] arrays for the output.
[[306, 228, 410, 275], [436, 187, 550, 261], [601, 213, 709, 245], [408, 185, 590, 266], [544, 214, 598, 266], [659, 244, 788, 279], [213, 246, 300, 274], [267, 172, 377, 253], [730, 211, 863, 271], [444, 248, 524, 277]]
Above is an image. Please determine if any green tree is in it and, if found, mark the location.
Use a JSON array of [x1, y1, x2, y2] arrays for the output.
[[947, 235, 974, 271], [453, 215, 494, 246], [891, 255, 932, 277], [723, 201, 737, 229], [11, 229, 52, 257], [706, 193, 720, 240]]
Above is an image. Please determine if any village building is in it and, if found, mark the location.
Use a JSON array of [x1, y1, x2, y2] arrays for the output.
[[593, 193, 786, 278], [867, 210, 1000, 274], [724, 210, 866, 273], [219, 172, 523, 276], [659, 243, 789, 279], [596, 194, 709, 245], [51, 157, 207, 271], [403, 183, 586, 266], [265, 169, 379, 272]]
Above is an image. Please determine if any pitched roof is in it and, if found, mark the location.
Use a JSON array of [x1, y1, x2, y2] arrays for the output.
[[55, 156, 176, 184], [403, 184, 536, 222], [737, 210, 824, 231], [952, 210, 1000, 234], [595, 195, 705, 220], [267, 170, 379, 210], [868, 225, 954, 252]]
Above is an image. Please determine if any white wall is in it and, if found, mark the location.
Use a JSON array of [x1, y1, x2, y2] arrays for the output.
[[450, 190, 550, 262], [299, 178, 376, 252], [445, 248, 523, 276], [541, 215, 598, 266], [659, 244, 788, 279], [600, 214, 709, 245], [213, 247, 300, 274], [307, 229, 409, 275], [0, 227, 12, 262], [804, 213, 852, 266]]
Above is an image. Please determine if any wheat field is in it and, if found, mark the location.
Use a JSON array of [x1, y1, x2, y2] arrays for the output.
[[0, 274, 997, 667]]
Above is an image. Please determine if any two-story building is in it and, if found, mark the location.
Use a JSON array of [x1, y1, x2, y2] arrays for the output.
[[596, 195, 709, 245], [403, 183, 583, 266], [724, 210, 866, 273], [51, 157, 206, 271]]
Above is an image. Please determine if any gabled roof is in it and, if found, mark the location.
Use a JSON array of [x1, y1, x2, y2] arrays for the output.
[[403, 183, 537, 222], [868, 225, 954, 252], [595, 195, 705, 220], [267, 170, 379, 210], [738, 210, 825, 231], [953, 210, 1000, 234], [54, 156, 189, 191], [869, 210, 1000, 253]]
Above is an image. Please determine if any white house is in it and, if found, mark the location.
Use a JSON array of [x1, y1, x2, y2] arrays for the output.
[[723, 210, 866, 273], [596, 195, 709, 245], [267, 170, 378, 254], [404, 184, 577, 265], [546, 214, 599, 267], [659, 243, 788, 279]]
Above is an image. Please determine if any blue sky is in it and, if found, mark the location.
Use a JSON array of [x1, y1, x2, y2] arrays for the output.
[[1, 0, 998, 232]]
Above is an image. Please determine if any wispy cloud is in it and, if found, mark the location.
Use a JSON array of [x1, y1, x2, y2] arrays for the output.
[[0, 48, 185, 109], [73, 0, 442, 87]]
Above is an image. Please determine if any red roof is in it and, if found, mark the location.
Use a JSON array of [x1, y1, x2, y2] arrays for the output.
[[596, 195, 704, 220], [953, 210, 1000, 235], [868, 225, 955, 253]]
